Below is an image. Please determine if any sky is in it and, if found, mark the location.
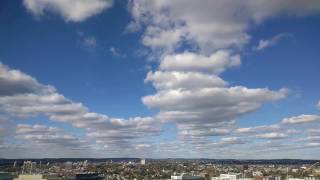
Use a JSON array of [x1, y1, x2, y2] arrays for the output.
[[0, 0, 320, 159]]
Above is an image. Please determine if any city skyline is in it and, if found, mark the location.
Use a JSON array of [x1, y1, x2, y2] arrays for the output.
[[0, 0, 320, 159]]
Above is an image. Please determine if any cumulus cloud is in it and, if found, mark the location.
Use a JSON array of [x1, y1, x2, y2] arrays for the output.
[[0, 117, 13, 143], [159, 51, 241, 74], [143, 50, 288, 141], [254, 33, 293, 51], [143, 87, 287, 112], [23, 0, 113, 22], [281, 114, 320, 124], [216, 137, 246, 146], [0, 60, 317, 158], [0, 63, 161, 155], [233, 114, 320, 144], [15, 124, 88, 149], [145, 71, 227, 90], [308, 129, 320, 136], [142, 27, 185, 50], [256, 132, 288, 139], [236, 124, 280, 134], [0, 63, 55, 96], [5, 0, 320, 158], [128, 0, 320, 153], [129, 1, 307, 144], [127, 0, 320, 52]]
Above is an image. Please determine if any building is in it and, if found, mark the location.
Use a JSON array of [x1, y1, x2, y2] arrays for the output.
[[262, 176, 281, 180], [75, 173, 103, 180], [14, 175, 47, 180], [171, 173, 204, 180], [43, 174, 60, 180], [212, 173, 249, 180], [304, 175, 315, 180], [313, 168, 320, 176], [13, 174, 60, 180], [141, 159, 146, 165], [0, 172, 13, 180], [252, 172, 263, 177], [212, 173, 242, 180]]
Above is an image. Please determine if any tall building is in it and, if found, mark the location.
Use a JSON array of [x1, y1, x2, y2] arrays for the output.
[[171, 173, 204, 180], [141, 159, 146, 165]]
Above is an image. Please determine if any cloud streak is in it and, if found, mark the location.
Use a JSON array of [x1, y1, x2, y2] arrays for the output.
[[254, 33, 293, 51]]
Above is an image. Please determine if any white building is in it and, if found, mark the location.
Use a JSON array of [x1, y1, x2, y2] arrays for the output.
[[140, 159, 146, 165], [304, 176, 315, 180], [171, 173, 204, 180], [14, 174, 47, 180], [253, 171, 263, 177], [262, 176, 281, 180], [212, 173, 242, 180]]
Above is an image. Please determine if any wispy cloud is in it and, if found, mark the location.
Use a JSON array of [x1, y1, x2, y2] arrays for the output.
[[256, 132, 288, 139], [281, 114, 320, 125], [81, 36, 97, 48], [109, 47, 126, 58], [253, 33, 293, 51], [77, 31, 98, 49]]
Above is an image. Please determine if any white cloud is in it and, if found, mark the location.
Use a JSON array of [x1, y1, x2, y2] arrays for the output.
[[109, 47, 126, 58], [302, 136, 320, 142], [281, 114, 320, 124], [254, 33, 292, 51], [308, 129, 320, 136], [143, 87, 287, 113], [133, 0, 320, 155], [142, 27, 185, 50], [128, 0, 320, 52], [236, 124, 280, 134], [77, 32, 98, 49], [4, 57, 280, 155], [4, 0, 320, 158], [0, 63, 55, 96], [0, 117, 13, 143], [0, 63, 161, 155], [15, 124, 88, 149], [23, 0, 113, 22], [159, 51, 241, 74], [179, 126, 232, 138], [317, 101, 320, 110], [82, 36, 97, 48], [145, 71, 227, 90], [256, 132, 288, 139], [141, 34, 288, 142], [217, 137, 245, 146], [144, 72, 288, 140]]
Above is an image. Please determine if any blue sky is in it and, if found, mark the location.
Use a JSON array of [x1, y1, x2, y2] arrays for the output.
[[0, 0, 320, 158]]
